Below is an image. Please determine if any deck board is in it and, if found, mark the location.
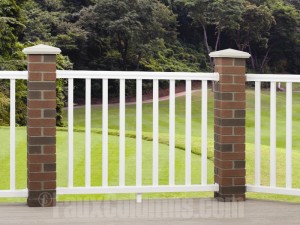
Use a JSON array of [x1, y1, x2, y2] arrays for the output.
[[0, 198, 299, 225]]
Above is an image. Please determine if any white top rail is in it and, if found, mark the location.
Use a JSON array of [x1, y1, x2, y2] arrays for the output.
[[56, 70, 219, 80], [0, 71, 219, 80], [2, 71, 300, 82], [0, 71, 28, 79], [247, 74, 300, 82]]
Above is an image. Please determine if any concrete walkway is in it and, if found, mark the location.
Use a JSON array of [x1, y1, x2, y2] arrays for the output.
[[1, 198, 299, 225], [68, 89, 200, 109]]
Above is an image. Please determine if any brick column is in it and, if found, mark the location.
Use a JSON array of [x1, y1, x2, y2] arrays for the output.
[[23, 44, 61, 207], [209, 49, 251, 202]]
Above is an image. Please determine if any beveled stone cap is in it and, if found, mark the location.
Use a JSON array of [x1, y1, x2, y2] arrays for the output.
[[209, 48, 251, 59], [23, 44, 61, 55]]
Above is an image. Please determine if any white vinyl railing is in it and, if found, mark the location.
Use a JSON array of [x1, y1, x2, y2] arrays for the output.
[[246, 74, 300, 196], [0, 70, 219, 199], [0, 71, 28, 197], [56, 71, 219, 198], [1, 70, 300, 200]]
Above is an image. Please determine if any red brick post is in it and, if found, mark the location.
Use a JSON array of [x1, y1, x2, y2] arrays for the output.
[[209, 49, 251, 202], [23, 44, 61, 207]]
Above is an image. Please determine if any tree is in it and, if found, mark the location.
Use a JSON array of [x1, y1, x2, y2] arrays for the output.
[[285, 0, 300, 10], [231, 3, 275, 70], [268, 2, 300, 73], [186, 0, 244, 70], [0, 0, 27, 126], [140, 38, 208, 72], [22, 0, 87, 70], [22, 1, 52, 42], [0, 0, 25, 63], [209, 0, 244, 51], [0, 92, 10, 126], [61, 0, 95, 13], [185, 0, 211, 67], [78, 0, 177, 70]]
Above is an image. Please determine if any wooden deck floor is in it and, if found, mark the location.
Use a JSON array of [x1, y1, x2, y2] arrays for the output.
[[0, 198, 299, 225]]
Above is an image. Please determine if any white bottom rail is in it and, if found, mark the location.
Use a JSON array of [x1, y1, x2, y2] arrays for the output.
[[247, 185, 300, 196], [0, 189, 28, 198], [58, 184, 219, 195]]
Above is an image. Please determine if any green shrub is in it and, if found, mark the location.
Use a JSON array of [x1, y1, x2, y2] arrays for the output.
[[0, 92, 9, 126]]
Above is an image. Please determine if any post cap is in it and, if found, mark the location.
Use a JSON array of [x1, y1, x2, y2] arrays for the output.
[[23, 44, 61, 55], [209, 48, 251, 59]]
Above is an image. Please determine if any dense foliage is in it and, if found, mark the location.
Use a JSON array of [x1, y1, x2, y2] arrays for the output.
[[1, 0, 299, 72], [0, 0, 299, 125]]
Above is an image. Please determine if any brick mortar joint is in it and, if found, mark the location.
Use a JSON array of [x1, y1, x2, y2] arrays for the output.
[[216, 72, 245, 75], [214, 65, 246, 68], [28, 62, 56, 64]]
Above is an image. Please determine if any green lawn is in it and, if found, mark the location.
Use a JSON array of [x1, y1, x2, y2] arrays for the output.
[[1, 88, 300, 203]]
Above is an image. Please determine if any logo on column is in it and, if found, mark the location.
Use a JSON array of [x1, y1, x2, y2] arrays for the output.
[[38, 192, 53, 207]]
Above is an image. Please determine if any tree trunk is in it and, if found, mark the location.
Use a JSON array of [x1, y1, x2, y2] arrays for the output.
[[135, 52, 142, 71], [117, 34, 128, 70], [248, 45, 256, 70], [200, 23, 215, 91], [215, 29, 221, 51], [234, 30, 242, 51], [201, 22, 213, 70], [123, 39, 128, 71], [260, 47, 271, 73]]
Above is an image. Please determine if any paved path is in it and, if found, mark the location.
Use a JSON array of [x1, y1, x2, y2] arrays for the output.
[[69, 89, 200, 109], [1, 198, 299, 225]]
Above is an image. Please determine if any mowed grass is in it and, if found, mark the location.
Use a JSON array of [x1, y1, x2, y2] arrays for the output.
[[0, 127, 215, 202], [1, 87, 300, 202]]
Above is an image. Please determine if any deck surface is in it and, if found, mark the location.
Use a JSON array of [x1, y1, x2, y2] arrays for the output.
[[0, 198, 299, 225]]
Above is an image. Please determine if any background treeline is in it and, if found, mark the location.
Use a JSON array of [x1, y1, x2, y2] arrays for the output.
[[0, 0, 299, 126]]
